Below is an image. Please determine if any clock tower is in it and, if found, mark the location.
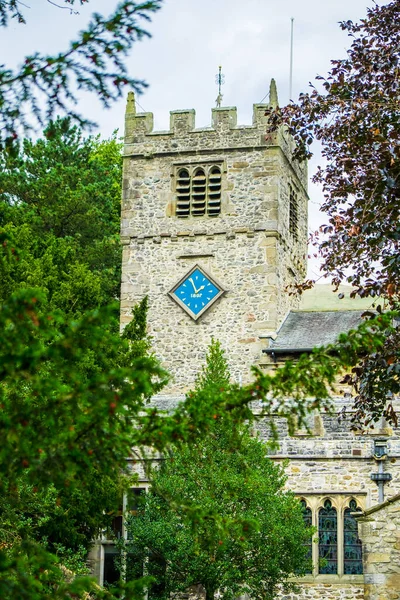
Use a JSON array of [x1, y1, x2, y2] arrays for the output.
[[120, 81, 308, 401]]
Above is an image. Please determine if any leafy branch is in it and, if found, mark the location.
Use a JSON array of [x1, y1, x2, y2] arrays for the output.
[[0, 1, 162, 152]]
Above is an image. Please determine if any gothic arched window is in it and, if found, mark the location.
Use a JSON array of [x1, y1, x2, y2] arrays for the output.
[[191, 168, 207, 216], [207, 167, 222, 216], [176, 169, 191, 217], [344, 499, 363, 574], [318, 499, 338, 574]]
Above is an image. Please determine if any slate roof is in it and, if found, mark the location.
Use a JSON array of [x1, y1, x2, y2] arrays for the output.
[[267, 310, 366, 353]]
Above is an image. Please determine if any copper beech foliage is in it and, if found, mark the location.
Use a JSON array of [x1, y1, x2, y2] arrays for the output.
[[267, 0, 400, 428]]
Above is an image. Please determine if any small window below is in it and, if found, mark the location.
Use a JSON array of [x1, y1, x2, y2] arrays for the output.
[[175, 165, 222, 218], [101, 486, 148, 586], [127, 487, 146, 515], [103, 546, 120, 587]]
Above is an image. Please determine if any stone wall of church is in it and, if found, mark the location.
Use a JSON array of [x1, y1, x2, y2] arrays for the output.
[[256, 399, 400, 600], [257, 401, 400, 505], [118, 94, 400, 600], [122, 230, 303, 392], [357, 495, 400, 600], [279, 583, 365, 600]]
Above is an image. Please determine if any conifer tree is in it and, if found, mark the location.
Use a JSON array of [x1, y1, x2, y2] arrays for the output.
[[194, 338, 230, 392]]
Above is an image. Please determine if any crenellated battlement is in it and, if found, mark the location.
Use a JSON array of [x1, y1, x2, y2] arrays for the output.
[[124, 97, 271, 140], [123, 79, 306, 187], [124, 78, 281, 143]]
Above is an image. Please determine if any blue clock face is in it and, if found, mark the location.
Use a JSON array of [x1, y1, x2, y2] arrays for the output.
[[171, 267, 222, 318]]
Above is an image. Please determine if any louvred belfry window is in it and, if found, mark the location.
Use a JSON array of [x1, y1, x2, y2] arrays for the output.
[[175, 165, 222, 217], [289, 184, 298, 239], [176, 169, 191, 217], [207, 167, 222, 215], [192, 168, 207, 216]]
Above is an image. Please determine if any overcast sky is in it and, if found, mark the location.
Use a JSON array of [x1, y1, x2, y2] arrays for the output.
[[0, 0, 389, 277]]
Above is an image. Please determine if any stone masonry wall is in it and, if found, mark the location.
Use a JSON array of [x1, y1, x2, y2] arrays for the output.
[[278, 582, 365, 600], [262, 399, 400, 600], [357, 495, 400, 600], [122, 231, 303, 392], [256, 400, 400, 507]]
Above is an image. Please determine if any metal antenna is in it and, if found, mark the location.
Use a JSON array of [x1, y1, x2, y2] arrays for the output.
[[289, 17, 294, 102], [215, 65, 225, 107]]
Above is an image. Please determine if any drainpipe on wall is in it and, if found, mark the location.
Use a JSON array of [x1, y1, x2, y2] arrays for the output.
[[370, 439, 392, 503]]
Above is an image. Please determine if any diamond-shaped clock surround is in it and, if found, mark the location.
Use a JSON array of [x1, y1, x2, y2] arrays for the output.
[[168, 264, 225, 321]]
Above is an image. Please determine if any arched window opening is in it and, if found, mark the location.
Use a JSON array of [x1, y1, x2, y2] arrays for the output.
[[300, 499, 313, 574], [344, 499, 363, 574], [208, 167, 222, 216], [318, 499, 337, 574], [191, 168, 206, 216], [175, 165, 222, 218], [176, 169, 191, 218]]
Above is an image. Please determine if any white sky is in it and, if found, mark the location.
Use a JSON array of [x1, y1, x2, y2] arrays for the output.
[[0, 0, 390, 278]]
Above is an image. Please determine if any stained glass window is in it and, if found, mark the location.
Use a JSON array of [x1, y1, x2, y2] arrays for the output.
[[318, 500, 337, 574], [300, 499, 313, 574], [344, 499, 363, 574]]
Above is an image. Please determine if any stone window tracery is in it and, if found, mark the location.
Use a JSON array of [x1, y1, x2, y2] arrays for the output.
[[300, 496, 363, 578], [175, 165, 222, 218]]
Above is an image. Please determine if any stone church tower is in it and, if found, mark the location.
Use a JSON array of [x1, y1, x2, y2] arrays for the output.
[[120, 80, 308, 397], [113, 86, 400, 600]]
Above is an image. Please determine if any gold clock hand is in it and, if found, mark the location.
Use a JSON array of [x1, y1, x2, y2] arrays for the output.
[[189, 278, 197, 292], [197, 285, 205, 293]]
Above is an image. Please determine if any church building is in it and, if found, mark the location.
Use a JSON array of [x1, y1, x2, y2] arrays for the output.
[[93, 83, 400, 600]]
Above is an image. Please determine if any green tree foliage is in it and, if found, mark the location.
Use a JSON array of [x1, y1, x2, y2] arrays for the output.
[[0, 118, 122, 319], [122, 296, 152, 361], [0, 0, 162, 153], [126, 342, 311, 600], [194, 338, 231, 393], [0, 235, 250, 598], [1, 229, 397, 595], [267, 0, 400, 427]]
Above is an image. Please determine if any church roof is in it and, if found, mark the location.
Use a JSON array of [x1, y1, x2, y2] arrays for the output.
[[357, 493, 400, 518], [267, 310, 366, 353]]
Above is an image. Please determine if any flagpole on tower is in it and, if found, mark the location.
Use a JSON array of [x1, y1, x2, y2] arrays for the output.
[[289, 17, 294, 102]]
